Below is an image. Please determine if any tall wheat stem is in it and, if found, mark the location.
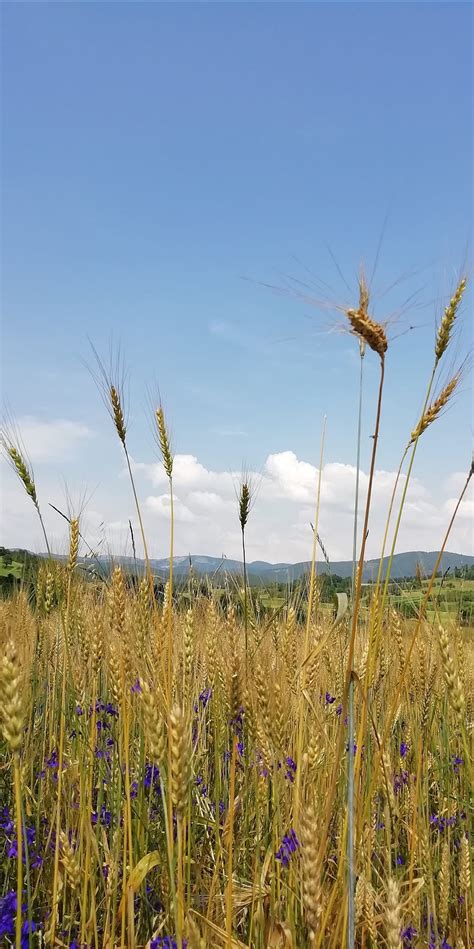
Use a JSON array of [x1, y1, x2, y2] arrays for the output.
[[226, 737, 237, 948], [167, 482, 174, 705], [352, 363, 438, 850], [124, 447, 153, 590], [241, 524, 248, 671], [36, 506, 52, 558], [347, 340, 365, 949], [14, 758, 23, 949], [295, 417, 326, 816], [369, 466, 473, 804], [50, 574, 73, 944], [316, 357, 385, 948], [375, 364, 437, 623]]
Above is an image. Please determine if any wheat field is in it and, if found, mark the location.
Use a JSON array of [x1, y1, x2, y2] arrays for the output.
[[0, 278, 472, 948]]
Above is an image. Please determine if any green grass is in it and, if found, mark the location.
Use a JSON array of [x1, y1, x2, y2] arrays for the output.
[[0, 557, 23, 577]]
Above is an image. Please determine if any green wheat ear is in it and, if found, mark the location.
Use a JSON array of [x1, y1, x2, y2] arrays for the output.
[[156, 406, 173, 479], [6, 443, 38, 504], [239, 481, 251, 531], [435, 277, 466, 362]]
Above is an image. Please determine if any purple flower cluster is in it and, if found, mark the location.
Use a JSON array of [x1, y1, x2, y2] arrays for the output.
[[0, 891, 37, 947], [402, 924, 417, 947], [393, 770, 410, 794], [277, 756, 297, 783], [192, 688, 213, 745], [194, 688, 212, 713], [150, 938, 187, 948], [91, 804, 112, 828], [93, 700, 119, 718], [1, 807, 43, 868], [144, 762, 161, 793], [275, 828, 300, 868], [430, 810, 466, 833]]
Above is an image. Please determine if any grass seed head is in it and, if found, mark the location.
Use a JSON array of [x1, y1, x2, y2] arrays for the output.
[[170, 704, 191, 815], [110, 385, 127, 444], [386, 877, 401, 949], [67, 518, 80, 575], [435, 277, 467, 361], [0, 640, 24, 754], [410, 372, 461, 444], [141, 681, 166, 764], [2, 438, 38, 505], [156, 406, 173, 479], [300, 801, 321, 938], [346, 279, 387, 358]]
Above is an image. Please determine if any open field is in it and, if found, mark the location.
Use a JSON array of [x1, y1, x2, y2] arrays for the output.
[[0, 566, 472, 948]]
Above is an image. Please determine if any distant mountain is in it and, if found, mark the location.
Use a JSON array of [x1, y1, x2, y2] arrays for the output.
[[27, 548, 474, 582], [141, 550, 473, 582]]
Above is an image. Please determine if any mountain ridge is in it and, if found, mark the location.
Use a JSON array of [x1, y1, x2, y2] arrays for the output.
[[6, 547, 472, 582], [93, 550, 474, 581]]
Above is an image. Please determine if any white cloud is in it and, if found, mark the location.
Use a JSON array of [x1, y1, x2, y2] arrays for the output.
[[146, 493, 196, 523], [2, 436, 473, 562], [187, 490, 229, 511], [444, 471, 471, 495], [4, 417, 92, 463], [264, 451, 317, 502]]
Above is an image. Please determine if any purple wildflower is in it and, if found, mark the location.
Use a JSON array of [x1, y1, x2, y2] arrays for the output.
[[0, 891, 17, 939], [199, 687, 212, 707], [394, 770, 410, 794], [150, 938, 187, 948], [402, 924, 417, 947], [91, 804, 111, 828], [46, 749, 59, 769], [275, 828, 300, 868], [144, 763, 161, 792]]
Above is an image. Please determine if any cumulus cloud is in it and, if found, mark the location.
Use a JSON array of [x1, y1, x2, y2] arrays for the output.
[[146, 493, 196, 523], [134, 451, 473, 562], [3, 416, 92, 463], [2, 435, 472, 562]]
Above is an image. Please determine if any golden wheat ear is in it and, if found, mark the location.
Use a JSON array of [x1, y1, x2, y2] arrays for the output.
[[88, 342, 128, 445], [346, 277, 388, 358], [410, 369, 462, 444], [0, 641, 24, 755]]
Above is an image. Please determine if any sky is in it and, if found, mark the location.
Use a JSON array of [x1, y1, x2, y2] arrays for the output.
[[1, 1, 473, 564]]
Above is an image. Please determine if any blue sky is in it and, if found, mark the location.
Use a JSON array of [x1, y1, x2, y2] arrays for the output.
[[2, 2, 472, 560]]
